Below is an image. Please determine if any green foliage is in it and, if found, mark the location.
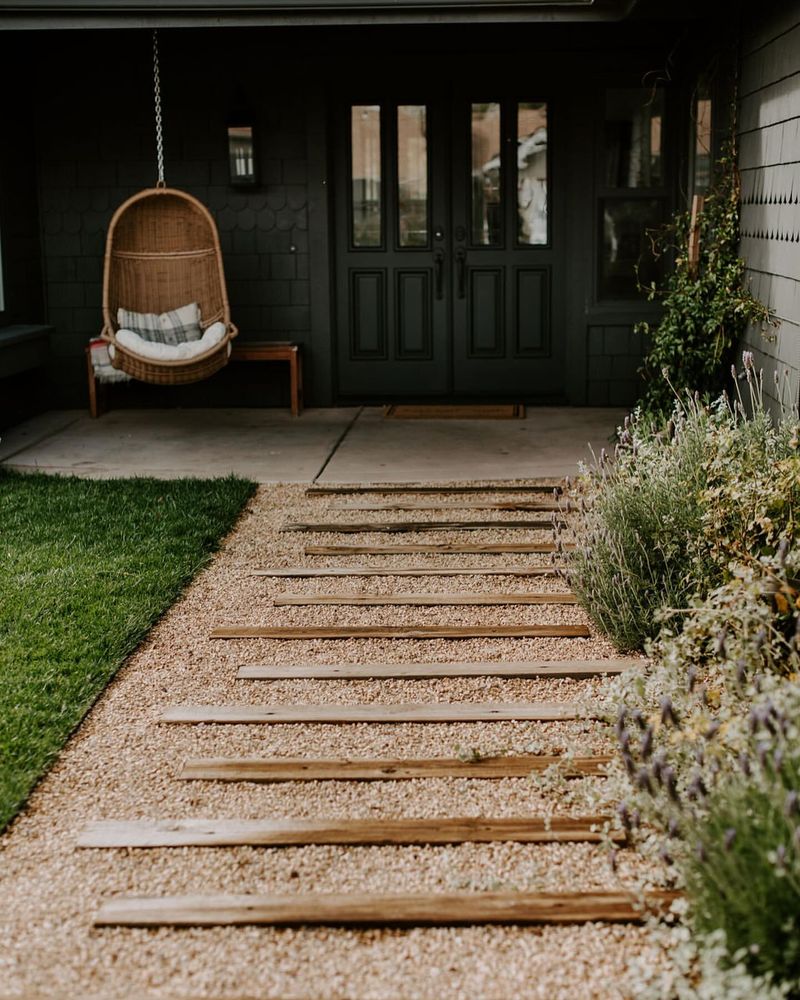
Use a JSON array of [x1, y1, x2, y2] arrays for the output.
[[635, 138, 772, 419], [604, 550, 800, 992], [0, 470, 255, 830], [569, 369, 799, 651], [586, 384, 800, 991], [683, 765, 800, 988], [568, 402, 713, 650]]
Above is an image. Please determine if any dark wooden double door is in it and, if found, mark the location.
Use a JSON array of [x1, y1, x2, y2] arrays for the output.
[[334, 95, 564, 400]]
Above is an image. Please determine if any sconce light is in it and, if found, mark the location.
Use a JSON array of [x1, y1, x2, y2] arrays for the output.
[[227, 123, 257, 187]]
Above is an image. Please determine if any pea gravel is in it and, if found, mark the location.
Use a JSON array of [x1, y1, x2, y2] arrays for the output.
[[0, 483, 669, 1000]]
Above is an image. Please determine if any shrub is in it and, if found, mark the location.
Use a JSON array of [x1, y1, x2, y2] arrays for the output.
[[567, 400, 714, 651], [603, 551, 800, 993], [682, 763, 800, 987], [568, 364, 799, 651], [635, 136, 772, 421]]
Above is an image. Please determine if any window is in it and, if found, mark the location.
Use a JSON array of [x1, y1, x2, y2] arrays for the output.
[[351, 105, 382, 247], [598, 88, 668, 300], [691, 85, 713, 195]]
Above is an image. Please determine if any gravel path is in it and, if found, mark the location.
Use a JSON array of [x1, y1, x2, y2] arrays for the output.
[[0, 482, 665, 999]]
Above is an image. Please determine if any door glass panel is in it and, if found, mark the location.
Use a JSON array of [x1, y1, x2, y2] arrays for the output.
[[471, 103, 502, 245], [397, 105, 428, 247], [517, 102, 548, 245], [599, 198, 665, 299], [351, 105, 382, 247], [604, 89, 664, 188]]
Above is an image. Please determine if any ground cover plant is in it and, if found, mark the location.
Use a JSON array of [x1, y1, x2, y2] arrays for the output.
[[0, 469, 255, 831], [567, 360, 799, 651], [566, 362, 800, 995]]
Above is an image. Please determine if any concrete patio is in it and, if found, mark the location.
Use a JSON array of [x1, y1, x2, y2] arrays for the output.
[[0, 407, 625, 482]]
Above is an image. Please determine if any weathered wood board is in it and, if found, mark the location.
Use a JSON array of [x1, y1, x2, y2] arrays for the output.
[[331, 500, 563, 512], [78, 815, 620, 848], [160, 702, 586, 724], [283, 519, 558, 533], [210, 624, 590, 640], [236, 659, 638, 680], [272, 592, 578, 607], [179, 754, 613, 782], [95, 890, 679, 927], [254, 566, 558, 578], [305, 543, 570, 555], [306, 484, 561, 496]]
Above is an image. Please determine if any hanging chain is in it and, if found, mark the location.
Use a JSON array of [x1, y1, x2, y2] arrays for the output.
[[153, 29, 166, 187]]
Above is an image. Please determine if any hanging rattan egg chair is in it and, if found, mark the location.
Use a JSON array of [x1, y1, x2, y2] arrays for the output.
[[99, 31, 237, 385], [100, 186, 238, 385]]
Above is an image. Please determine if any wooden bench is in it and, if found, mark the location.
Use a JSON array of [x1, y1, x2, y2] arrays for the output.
[[0, 325, 51, 379], [230, 340, 303, 416], [86, 339, 303, 418]]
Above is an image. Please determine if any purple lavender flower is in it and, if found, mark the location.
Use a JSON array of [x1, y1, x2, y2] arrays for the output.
[[660, 698, 679, 727]]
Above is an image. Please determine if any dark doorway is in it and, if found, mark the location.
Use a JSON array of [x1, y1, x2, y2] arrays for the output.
[[333, 93, 563, 401]]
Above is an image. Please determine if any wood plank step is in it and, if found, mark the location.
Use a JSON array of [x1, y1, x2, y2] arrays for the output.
[[272, 592, 578, 607], [78, 815, 620, 849], [179, 754, 613, 782], [210, 624, 590, 640], [160, 702, 586, 724], [236, 659, 637, 680], [95, 890, 679, 927], [331, 500, 563, 512], [283, 519, 558, 533], [306, 543, 571, 555], [254, 565, 558, 578], [307, 484, 560, 495]]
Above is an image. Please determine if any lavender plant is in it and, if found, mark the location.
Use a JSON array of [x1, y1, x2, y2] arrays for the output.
[[568, 360, 799, 651], [602, 549, 800, 989]]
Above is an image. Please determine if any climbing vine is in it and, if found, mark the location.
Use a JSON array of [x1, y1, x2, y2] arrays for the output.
[[635, 134, 773, 419]]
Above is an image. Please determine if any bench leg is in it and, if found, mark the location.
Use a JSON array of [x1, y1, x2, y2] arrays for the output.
[[289, 350, 303, 417], [86, 346, 108, 418]]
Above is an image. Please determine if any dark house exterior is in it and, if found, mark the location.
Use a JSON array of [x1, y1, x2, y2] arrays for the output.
[[0, 0, 797, 416]]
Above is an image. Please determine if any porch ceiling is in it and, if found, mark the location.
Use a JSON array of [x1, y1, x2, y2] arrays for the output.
[[0, 0, 654, 29]]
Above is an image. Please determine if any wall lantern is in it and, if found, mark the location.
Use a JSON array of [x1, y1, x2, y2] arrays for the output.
[[227, 123, 257, 187]]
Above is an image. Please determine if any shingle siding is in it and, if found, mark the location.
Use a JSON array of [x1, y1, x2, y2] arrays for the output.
[[32, 31, 317, 407], [739, 1, 800, 412]]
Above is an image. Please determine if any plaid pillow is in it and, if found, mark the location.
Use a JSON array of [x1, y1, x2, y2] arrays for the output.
[[117, 302, 203, 345]]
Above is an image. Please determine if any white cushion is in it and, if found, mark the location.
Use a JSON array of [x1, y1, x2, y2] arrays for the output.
[[115, 321, 227, 361], [117, 302, 203, 344]]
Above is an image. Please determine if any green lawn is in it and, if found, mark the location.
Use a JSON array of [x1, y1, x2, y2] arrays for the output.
[[0, 469, 256, 831]]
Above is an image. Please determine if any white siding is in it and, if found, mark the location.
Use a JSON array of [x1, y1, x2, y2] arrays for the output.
[[739, 1, 800, 412]]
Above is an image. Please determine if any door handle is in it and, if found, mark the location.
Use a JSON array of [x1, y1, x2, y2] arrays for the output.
[[434, 249, 445, 300], [456, 248, 467, 299]]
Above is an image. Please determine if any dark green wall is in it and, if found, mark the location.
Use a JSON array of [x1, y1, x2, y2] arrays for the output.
[[0, 18, 724, 412]]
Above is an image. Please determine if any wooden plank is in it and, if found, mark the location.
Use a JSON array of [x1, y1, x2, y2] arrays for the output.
[[210, 624, 590, 640], [236, 659, 638, 680], [78, 815, 621, 849], [283, 519, 558, 533], [160, 702, 586, 724], [254, 565, 558, 578], [273, 592, 578, 607], [305, 543, 571, 555], [95, 890, 680, 927], [306, 484, 561, 495], [331, 500, 562, 512], [179, 754, 614, 782]]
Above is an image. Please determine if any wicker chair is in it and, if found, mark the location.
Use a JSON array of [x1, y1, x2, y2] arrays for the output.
[[101, 186, 238, 384]]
